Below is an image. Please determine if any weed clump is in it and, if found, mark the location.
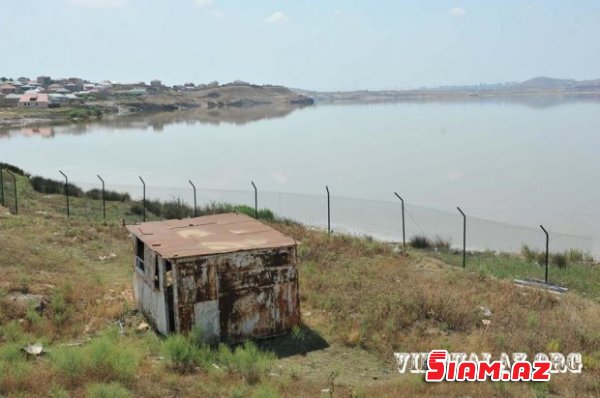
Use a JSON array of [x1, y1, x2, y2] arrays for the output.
[[409, 235, 432, 249], [86, 382, 131, 398]]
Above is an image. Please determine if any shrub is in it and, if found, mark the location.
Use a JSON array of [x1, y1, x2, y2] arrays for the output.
[[29, 176, 84, 197], [251, 385, 281, 398], [409, 235, 432, 249], [551, 253, 568, 269], [85, 189, 130, 202], [0, 163, 27, 176], [52, 346, 86, 382], [87, 332, 139, 383], [433, 236, 451, 251], [52, 330, 139, 385], [51, 287, 72, 327], [86, 382, 131, 398], [162, 334, 197, 372], [521, 245, 538, 263], [225, 342, 275, 385]]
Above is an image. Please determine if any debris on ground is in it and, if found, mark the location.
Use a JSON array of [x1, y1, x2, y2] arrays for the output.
[[22, 343, 44, 356]]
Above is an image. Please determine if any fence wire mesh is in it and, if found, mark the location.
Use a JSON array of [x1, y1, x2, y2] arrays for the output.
[[71, 181, 592, 257]]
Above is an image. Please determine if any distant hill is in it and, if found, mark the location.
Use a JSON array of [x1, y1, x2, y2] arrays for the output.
[[297, 76, 600, 104], [517, 76, 577, 89]]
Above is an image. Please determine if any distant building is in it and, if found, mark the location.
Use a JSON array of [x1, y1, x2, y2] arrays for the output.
[[36, 76, 52, 87], [150, 79, 162, 88], [0, 84, 16, 95], [18, 93, 49, 108], [0, 93, 20, 107], [65, 83, 83, 92]]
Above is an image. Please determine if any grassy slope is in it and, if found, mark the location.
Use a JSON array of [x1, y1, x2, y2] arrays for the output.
[[1, 177, 600, 397]]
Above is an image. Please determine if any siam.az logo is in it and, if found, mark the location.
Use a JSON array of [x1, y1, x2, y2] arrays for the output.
[[426, 350, 552, 382]]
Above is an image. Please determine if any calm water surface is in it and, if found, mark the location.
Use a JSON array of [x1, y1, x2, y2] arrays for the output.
[[1, 100, 599, 252]]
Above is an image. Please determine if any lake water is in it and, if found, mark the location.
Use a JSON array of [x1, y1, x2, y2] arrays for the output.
[[1, 99, 599, 255]]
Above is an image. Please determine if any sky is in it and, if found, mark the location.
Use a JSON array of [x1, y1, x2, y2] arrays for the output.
[[1, 0, 599, 90]]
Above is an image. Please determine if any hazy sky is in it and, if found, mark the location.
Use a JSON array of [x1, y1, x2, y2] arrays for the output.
[[1, 0, 599, 90]]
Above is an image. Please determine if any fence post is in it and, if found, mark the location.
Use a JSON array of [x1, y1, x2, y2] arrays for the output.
[[540, 225, 549, 284], [394, 192, 406, 249], [457, 207, 466, 268], [0, 167, 4, 207], [251, 181, 258, 218], [97, 175, 106, 221], [6, 170, 17, 214], [59, 170, 70, 218], [188, 180, 197, 217], [139, 176, 146, 222], [326, 185, 331, 236]]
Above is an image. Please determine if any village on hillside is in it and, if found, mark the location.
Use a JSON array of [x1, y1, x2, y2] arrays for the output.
[[0, 75, 223, 109]]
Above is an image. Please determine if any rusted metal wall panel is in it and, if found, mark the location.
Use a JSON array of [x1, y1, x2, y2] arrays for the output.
[[173, 245, 300, 343]]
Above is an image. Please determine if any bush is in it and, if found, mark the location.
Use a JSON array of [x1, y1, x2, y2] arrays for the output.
[[551, 253, 568, 269], [52, 329, 139, 385], [85, 189, 130, 202], [223, 342, 275, 385], [29, 176, 84, 197], [521, 245, 538, 263], [52, 346, 86, 382], [433, 236, 451, 251], [86, 382, 131, 398], [0, 163, 27, 176], [129, 199, 276, 221], [162, 334, 197, 372], [51, 286, 72, 327], [87, 332, 139, 383], [409, 235, 432, 249]]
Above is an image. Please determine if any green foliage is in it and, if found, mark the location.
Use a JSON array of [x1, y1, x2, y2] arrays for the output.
[[69, 107, 102, 119], [162, 334, 198, 372], [49, 385, 70, 398], [30, 176, 84, 197], [433, 236, 451, 251], [129, 199, 276, 221], [409, 235, 432, 249], [51, 286, 72, 327], [0, 163, 28, 176], [551, 253, 568, 269], [251, 385, 281, 398], [86, 382, 131, 398], [1, 321, 25, 343], [52, 346, 86, 381], [87, 331, 139, 383], [223, 342, 275, 385], [521, 245, 538, 263], [52, 329, 140, 385], [85, 189, 131, 202]]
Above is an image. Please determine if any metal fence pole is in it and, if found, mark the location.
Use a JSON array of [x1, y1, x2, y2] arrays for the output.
[[97, 175, 106, 221], [457, 207, 466, 268], [188, 180, 197, 217], [394, 192, 406, 249], [326, 185, 331, 236], [59, 170, 70, 218], [139, 176, 146, 222], [6, 170, 17, 214], [251, 181, 258, 218], [540, 225, 549, 284], [0, 167, 4, 207]]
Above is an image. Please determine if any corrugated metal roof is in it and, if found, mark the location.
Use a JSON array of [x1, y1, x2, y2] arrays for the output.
[[126, 213, 296, 259]]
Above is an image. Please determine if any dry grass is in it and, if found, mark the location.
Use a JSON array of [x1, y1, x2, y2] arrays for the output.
[[1, 177, 599, 397]]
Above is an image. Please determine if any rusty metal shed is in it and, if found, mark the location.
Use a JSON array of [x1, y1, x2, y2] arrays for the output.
[[126, 213, 300, 343]]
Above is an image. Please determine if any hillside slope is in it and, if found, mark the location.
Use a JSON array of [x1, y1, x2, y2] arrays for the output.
[[0, 173, 599, 397]]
